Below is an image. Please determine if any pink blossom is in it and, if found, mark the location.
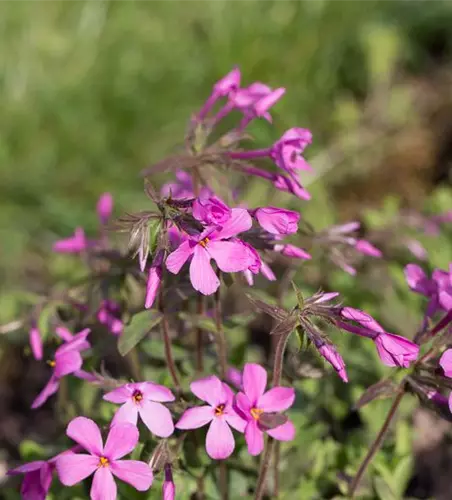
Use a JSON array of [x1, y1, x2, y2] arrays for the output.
[[193, 195, 231, 226], [53, 227, 88, 253], [198, 68, 241, 120], [440, 349, 452, 378], [272, 173, 311, 200], [97, 193, 113, 225], [318, 345, 348, 382], [56, 417, 153, 499], [231, 83, 285, 124], [145, 251, 164, 309], [354, 239, 382, 258], [166, 209, 253, 295], [274, 243, 312, 260], [97, 300, 123, 335], [31, 329, 91, 409], [162, 464, 175, 500], [254, 207, 299, 235], [270, 128, 312, 178], [234, 363, 295, 456], [29, 326, 43, 360], [434, 265, 452, 311], [104, 381, 175, 438], [176, 376, 246, 459]]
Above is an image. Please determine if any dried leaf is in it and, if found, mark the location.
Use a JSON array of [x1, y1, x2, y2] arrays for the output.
[[354, 379, 399, 410], [259, 413, 288, 431]]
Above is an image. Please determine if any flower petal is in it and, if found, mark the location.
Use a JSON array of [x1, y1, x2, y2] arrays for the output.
[[141, 382, 175, 402], [206, 418, 235, 460], [103, 385, 133, 404], [56, 454, 98, 486], [176, 406, 214, 430], [257, 387, 295, 412], [110, 460, 153, 491], [104, 423, 139, 460], [66, 417, 104, 455], [213, 208, 252, 240], [266, 419, 296, 441], [54, 350, 83, 378], [166, 241, 194, 274], [139, 400, 174, 438], [242, 363, 267, 404], [91, 467, 117, 500], [224, 412, 246, 433], [234, 392, 252, 418], [190, 375, 223, 406], [111, 400, 139, 427], [31, 376, 60, 409], [29, 328, 43, 360], [245, 421, 264, 456], [207, 240, 252, 273], [189, 245, 220, 295], [8, 460, 46, 475]]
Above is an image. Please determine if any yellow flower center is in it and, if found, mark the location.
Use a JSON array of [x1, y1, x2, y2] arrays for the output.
[[98, 456, 109, 468], [214, 404, 225, 416], [250, 408, 263, 421], [199, 237, 210, 248], [132, 390, 143, 403], [47, 360, 56, 368]]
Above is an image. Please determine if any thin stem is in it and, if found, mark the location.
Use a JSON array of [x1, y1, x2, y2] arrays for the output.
[[254, 438, 276, 500], [195, 296, 205, 373], [273, 441, 281, 498], [348, 387, 406, 498], [159, 289, 181, 393], [214, 275, 227, 379], [219, 462, 229, 500]]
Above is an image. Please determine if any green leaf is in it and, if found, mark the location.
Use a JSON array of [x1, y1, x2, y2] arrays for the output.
[[149, 218, 162, 256], [118, 309, 162, 356]]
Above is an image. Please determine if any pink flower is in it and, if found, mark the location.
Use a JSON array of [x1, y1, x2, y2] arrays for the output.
[[97, 300, 123, 335], [97, 193, 113, 225], [56, 417, 153, 499], [354, 240, 382, 258], [440, 349, 452, 378], [145, 251, 164, 309], [29, 326, 43, 360], [166, 209, 253, 295], [254, 207, 299, 235], [193, 195, 231, 226], [176, 376, 246, 459], [434, 265, 452, 311], [162, 464, 175, 500], [274, 243, 312, 260], [270, 128, 313, 177], [404, 264, 437, 297], [53, 227, 88, 253], [318, 345, 348, 382], [32, 329, 91, 409], [213, 67, 241, 97], [104, 382, 175, 438], [272, 173, 311, 200], [234, 363, 295, 456], [231, 83, 285, 123]]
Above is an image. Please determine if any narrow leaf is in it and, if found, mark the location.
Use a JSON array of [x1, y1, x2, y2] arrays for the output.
[[118, 310, 162, 356], [270, 315, 299, 336], [354, 379, 398, 410], [246, 294, 288, 321]]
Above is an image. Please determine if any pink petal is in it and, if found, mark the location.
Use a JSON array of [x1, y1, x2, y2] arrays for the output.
[[67, 417, 104, 455], [440, 349, 452, 377], [245, 421, 264, 456], [243, 363, 267, 404], [207, 240, 252, 272], [57, 329, 91, 354], [97, 193, 113, 225], [9, 460, 46, 475], [213, 208, 252, 240], [110, 460, 153, 491], [340, 307, 385, 334], [103, 385, 133, 404], [235, 392, 252, 417], [166, 241, 194, 274], [145, 252, 163, 309], [176, 406, 214, 430], [206, 418, 235, 460], [56, 453, 98, 486], [104, 423, 139, 460], [111, 400, 139, 427], [267, 419, 296, 441], [141, 382, 175, 402], [139, 400, 174, 438], [258, 387, 295, 412], [404, 264, 429, 294], [29, 327, 43, 360], [55, 326, 74, 343], [224, 412, 246, 433], [31, 375, 60, 409], [190, 375, 223, 406], [91, 467, 117, 500], [189, 246, 220, 295], [260, 262, 276, 281], [54, 350, 82, 378]]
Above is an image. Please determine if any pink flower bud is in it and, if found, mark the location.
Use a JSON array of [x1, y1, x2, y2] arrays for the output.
[[96, 193, 113, 224], [214, 67, 241, 96], [254, 207, 300, 235], [145, 252, 164, 309], [53, 227, 87, 253], [193, 195, 231, 226], [373, 332, 419, 368], [253, 87, 286, 118], [271, 128, 313, 175], [354, 239, 382, 258], [440, 349, 452, 378], [274, 244, 311, 260], [29, 327, 43, 360], [163, 464, 175, 500], [318, 345, 348, 382], [340, 306, 385, 334]]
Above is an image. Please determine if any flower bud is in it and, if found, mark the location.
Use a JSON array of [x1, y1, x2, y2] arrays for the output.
[[96, 193, 113, 225], [254, 207, 299, 235]]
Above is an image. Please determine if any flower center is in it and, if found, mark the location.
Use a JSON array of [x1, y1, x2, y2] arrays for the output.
[[132, 390, 143, 403], [214, 404, 226, 416], [47, 360, 56, 368], [98, 456, 109, 468], [199, 237, 210, 248], [250, 407, 263, 420]]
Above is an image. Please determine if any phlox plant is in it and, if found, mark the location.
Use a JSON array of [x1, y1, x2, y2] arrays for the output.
[[3, 68, 452, 500]]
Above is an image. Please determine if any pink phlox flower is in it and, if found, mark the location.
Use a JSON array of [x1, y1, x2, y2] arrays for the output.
[[274, 243, 312, 260], [354, 239, 382, 258], [318, 345, 348, 382], [198, 67, 241, 120], [440, 349, 452, 378], [55, 326, 91, 351], [234, 363, 295, 456], [162, 464, 175, 500], [193, 194, 231, 226], [272, 173, 311, 200], [176, 376, 246, 460], [97, 300, 123, 335], [231, 83, 285, 123], [166, 208, 253, 295], [31, 329, 91, 409], [145, 250, 164, 309], [104, 381, 175, 438], [270, 128, 313, 178], [405, 264, 437, 297], [433, 265, 452, 311], [97, 193, 113, 225], [253, 207, 300, 235], [53, 227, 88, 253], [56, 417, 153, 499], [29, 325, 43, 360]]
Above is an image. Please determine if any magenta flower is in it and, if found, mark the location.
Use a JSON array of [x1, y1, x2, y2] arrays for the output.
[[56, 417, 153, 499], [29, 325, 43, 360], [435, 265, 452, 311], [274, 243, 312, 260], [176, 376, 246, 459], [354, 239, 382, 258], [253, 207, 299, 235], [53, 227, 88, 253], [193, 195, 231, 226], [198, 67, 241, 120], [272, 173, 311, 200], [104, 381, 175, 438], [162, 464, 175, 500], [97, 300, 123, 335], [270, 128, 313, 177], [231, 83, 285, 124], [405, 264, 437, 296], [234, 363, 295, 456], [97, 193, 113, 225], [145, 251, 164, 309], [8, 460, 53, 500], [166, 208, 253, 295], [440, 349, 452, 378], [318, 345, 348, 382]]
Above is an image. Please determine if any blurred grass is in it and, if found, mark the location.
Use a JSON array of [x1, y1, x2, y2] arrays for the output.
[[1, 0, 452, 292]]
